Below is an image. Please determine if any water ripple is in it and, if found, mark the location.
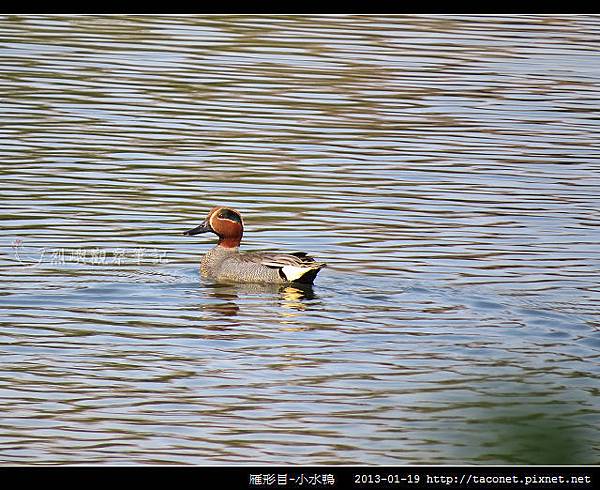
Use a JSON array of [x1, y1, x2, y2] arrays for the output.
[[0, 14, 598, 464]]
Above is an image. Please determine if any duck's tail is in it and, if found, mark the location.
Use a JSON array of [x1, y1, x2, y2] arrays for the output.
[[261, 252, 327, 284]]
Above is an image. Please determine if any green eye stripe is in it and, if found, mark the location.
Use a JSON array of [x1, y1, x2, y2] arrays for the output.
[[218, 209, 242, 223]]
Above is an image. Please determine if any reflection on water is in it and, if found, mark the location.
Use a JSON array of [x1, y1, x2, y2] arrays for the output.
[[203, 283, 316, 318], [0, 14, 599, 464], [446, 380, 592, 465]]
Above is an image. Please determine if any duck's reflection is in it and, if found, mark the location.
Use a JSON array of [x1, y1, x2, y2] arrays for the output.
[[282, 284, 315, 304], [202, 281, 317, 318]]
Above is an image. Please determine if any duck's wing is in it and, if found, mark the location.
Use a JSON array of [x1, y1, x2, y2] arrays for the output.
[[255, 252, 325, 268], [241, 251, 326, 283]]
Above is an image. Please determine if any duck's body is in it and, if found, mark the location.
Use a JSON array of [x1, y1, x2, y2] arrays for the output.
[[184, 206, 326, 285]]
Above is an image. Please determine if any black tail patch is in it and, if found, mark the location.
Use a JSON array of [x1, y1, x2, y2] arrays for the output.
[[291, 268, 320, 285]]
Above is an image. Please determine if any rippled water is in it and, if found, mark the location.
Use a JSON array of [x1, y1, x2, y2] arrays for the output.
[[1, 14, 599, 464]]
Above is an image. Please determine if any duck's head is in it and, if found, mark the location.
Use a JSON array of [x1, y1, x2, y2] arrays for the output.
[[183, 206, 244, 248]]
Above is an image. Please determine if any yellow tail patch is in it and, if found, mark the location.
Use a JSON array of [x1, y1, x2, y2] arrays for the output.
[[281, 266, 313, 282]]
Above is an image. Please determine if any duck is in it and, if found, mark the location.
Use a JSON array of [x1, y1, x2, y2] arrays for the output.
[[183, 206, 326, 285]]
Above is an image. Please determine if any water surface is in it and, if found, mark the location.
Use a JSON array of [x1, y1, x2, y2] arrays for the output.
[[0, 14, 599, 464]]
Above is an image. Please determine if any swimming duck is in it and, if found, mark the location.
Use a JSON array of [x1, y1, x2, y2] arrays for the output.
[[183, 206, 326, 284]]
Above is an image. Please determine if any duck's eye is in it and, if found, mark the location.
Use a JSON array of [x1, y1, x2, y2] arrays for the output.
[[218, 209, 242, 224]]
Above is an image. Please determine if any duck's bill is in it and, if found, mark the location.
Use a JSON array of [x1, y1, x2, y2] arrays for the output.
[[183, 222, 212, 236]]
